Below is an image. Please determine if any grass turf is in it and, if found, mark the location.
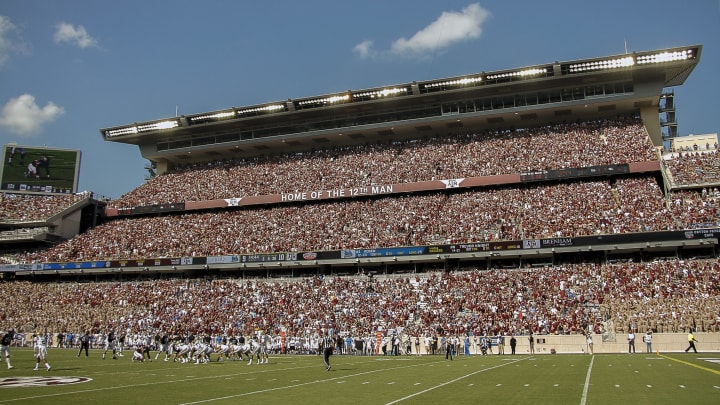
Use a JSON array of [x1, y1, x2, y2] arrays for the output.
[[1, 348, 718, 404]]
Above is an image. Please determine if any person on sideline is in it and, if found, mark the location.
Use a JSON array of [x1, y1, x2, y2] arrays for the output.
[[627, 329, 636, 354], [586, 333, 594, 354], [445, 335, 454, 361], [685, 330, 698, 353], [643, 330, 653, 353], [497, 332, 505, 355], [528, 333, 535, 355]]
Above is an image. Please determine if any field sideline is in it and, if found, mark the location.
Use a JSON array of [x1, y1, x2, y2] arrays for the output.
[[1, 348, 719, 404]]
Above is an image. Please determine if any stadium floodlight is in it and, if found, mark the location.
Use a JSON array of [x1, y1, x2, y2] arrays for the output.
[[352, 87, 407, 99], [568, 56, 634, 73], [424, 76, 482, 89], [236, 104, 285, 115], [189, 111, 236, 123], [104, 126, 139, 137], [485, 68, 547, 81], [297, 94, 350, 106], [636, 49, 694, 65], [137, 120, 180, 132]]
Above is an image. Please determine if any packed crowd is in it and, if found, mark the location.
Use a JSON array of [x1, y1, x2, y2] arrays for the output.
[[108, 116, 654, 208], [9, 115, 713, 266], [664, 149, 720, 186], [16, 176, 718, 263], [0, 193, 83, 222], [668, 188, 720, 229], [1, 258, 718, 346]]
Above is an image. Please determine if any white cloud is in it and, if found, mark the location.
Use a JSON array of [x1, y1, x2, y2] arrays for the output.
[[391, 3, 490, 55], [354, 3, 491, 59], [353, 40, 374, 58], [0, 94, 65, 136], [54, 22, 98, 48], [0, 15, 19, 66]]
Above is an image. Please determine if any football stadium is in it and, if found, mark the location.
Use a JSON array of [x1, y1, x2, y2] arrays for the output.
[[1, 45, 720, 404]]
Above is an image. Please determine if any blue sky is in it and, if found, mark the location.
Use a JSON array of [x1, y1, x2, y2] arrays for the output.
[[1, 1, 719, 199]]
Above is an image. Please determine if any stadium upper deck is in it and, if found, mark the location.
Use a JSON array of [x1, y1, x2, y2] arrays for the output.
[[2, 45, 713, 278], [101, 45, 701, 172]]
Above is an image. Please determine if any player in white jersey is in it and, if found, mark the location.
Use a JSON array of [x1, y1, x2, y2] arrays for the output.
[[260, 333, 273, 364], [132, 346, 145, 363], [173, 342, 191, 363], [228, 342, 244, 361], [192, 341, 213, 364], [116, 332, 126, 357], [214, 343, 232, 362], [7, 147, 25, 165], [102, 330, 118, 360], [25, 161, 39, 179], [33, 333, 51, 371], [238, 342, 252, 361], [247, 338, 262, 365]]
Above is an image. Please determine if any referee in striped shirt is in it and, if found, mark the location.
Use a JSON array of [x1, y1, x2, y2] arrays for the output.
[[322, 332, 334, 371]]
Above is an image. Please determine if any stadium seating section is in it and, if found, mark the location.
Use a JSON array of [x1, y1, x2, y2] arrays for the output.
[[1, 116, 719, 342]]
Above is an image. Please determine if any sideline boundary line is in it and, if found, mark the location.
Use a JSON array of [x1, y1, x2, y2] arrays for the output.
[[661, 354, 720, 375]]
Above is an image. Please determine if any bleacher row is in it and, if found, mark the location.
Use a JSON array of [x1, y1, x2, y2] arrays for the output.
[[0, 259, 718, 339], [0, 193, 81, 222], [107, 116, 655, 209], [9, 176, 717, 263], [1, 116, 719, 264], [664, 149, 720, 186]]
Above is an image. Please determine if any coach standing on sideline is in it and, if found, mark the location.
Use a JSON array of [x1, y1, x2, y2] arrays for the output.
[[323, 331, 334, 371]]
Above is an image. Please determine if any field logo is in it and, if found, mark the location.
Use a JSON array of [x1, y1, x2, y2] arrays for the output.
[[0, 376, 92, 388]]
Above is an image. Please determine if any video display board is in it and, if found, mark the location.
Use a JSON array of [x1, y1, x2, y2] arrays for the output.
[[1, 144, 81, 194]]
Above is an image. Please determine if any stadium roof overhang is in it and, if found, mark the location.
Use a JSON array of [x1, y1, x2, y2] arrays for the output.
[[100, 45, 701, 165]]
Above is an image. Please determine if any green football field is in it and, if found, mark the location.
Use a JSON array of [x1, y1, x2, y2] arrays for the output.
[[1, 348, 719, 404]]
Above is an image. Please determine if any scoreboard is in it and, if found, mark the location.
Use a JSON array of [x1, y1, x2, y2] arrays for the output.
[[1, 144, 81, 194]]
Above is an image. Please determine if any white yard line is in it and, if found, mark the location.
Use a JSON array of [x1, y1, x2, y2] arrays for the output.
[[580, 355, 595, 405], [180, 360, 444, 405], [385, 358, 527, 405]]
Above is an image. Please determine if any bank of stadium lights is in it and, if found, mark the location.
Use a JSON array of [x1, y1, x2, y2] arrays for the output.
[[568, 56, 635, 73], [568, 48, 696, 73], [636, 49, 694, 65], [188, 105, 285, 123], [104, 120, 179, 138], [136, 120, 180, 132], [352, 87, 408, 98], [424, 76, 482, 89], [297, 94, 350, 106], [104, 126, 138, 137], [485, 68, 547, 81], [189, 111, 236, 123], [236, 104, 285, 115]]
